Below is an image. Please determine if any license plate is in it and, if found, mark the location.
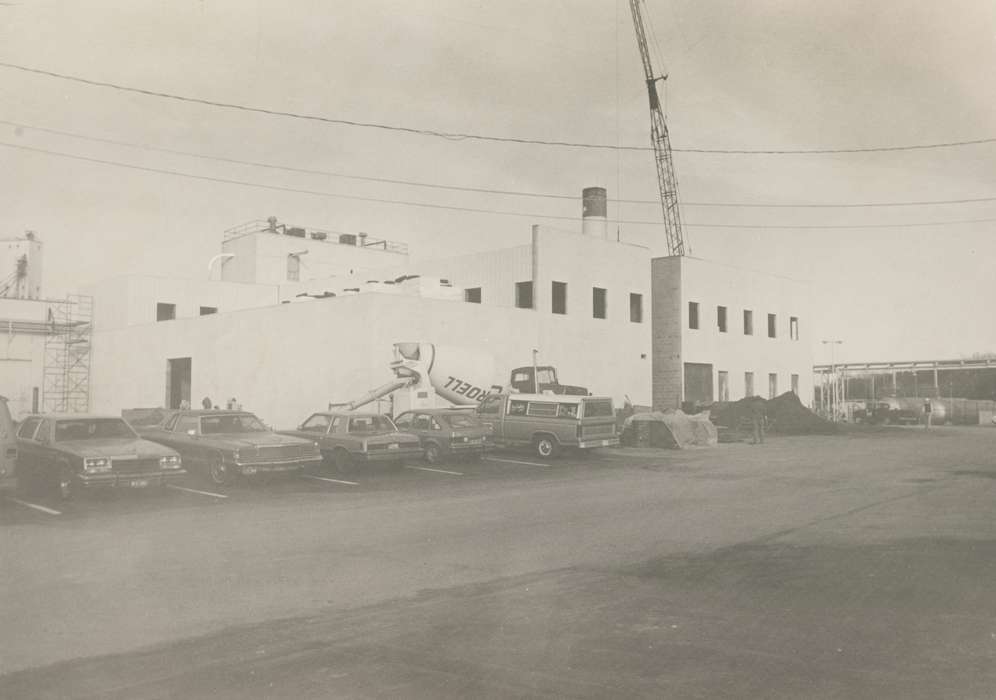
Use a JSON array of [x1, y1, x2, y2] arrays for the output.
[[130, 479, 149, 488], [467, 439, 481, 444], [243, 466, 258, 475], [387, 443, 399, 450]]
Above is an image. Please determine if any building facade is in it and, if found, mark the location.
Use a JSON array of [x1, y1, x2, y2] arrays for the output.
[[652, 256, 813, 409]]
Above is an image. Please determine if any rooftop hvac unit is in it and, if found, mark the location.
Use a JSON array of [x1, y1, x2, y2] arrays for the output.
[[310, 231, 328, 241], [286, 227, 306, 237], [339, 234, 358, 245]]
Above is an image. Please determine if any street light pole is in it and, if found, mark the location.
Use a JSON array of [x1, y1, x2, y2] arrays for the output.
[[821, 339, 844, 421]]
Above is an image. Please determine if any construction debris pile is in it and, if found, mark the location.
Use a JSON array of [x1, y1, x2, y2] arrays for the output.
[[712, 392, 836, 436]]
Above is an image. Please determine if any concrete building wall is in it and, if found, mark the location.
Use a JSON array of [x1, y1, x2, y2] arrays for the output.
[[86, 275, 279, 332], [652, 256, 813, 408], [651, 258, 683, 411], [91, 292, 652, 427], [416, 245, 532, 307], [221, 231, 408, 286]]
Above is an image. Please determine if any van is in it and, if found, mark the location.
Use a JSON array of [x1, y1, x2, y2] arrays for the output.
[[0, 396, 18, 492], [475, 393, 619, 458]]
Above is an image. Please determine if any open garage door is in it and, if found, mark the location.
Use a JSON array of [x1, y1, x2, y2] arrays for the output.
[[684, 363, 714, 404]]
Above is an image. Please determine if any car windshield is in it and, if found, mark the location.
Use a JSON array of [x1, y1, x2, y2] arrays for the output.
[[443, 413, 480, 429], [348, 415, 396, 433], [55, 419, 136, 442], [200, 413, 268, 434]]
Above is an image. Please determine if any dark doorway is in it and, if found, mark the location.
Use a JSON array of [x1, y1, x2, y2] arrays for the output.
[[684, 363, 714, 404], [166, 357, 192, 409]]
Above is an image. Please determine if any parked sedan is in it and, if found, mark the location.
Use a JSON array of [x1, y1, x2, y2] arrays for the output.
[[139, 410, 322, 486], [281, 411, 421, 471], [392, 409, 493, 464], [15, 413, 185, 499]]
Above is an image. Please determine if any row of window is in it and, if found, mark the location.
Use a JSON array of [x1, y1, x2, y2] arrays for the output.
[[715, 371, 800, 401], [465, 282, 644, 323], [156, 303, 218, 322], [688, 302, 799, 340]]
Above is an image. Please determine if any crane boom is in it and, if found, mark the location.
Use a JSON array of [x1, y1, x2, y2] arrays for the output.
[[628, 0, 687, 256]]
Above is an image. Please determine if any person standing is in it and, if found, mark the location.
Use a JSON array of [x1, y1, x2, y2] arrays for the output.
[[749, 398, 766, 445], [923, 399, 932, 430]]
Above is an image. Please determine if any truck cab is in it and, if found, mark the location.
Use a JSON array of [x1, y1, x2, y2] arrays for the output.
[[508, 366, 588, 396], [475, 393, 618, 458]]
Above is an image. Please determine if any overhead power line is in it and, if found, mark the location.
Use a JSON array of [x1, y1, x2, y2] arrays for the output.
[[4, 140, 996, 230], [4, 118, 996, 210], [2, 61, 995, 155]]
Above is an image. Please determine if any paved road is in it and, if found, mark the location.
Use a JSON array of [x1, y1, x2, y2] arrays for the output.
[[3, 428, 996, 698]]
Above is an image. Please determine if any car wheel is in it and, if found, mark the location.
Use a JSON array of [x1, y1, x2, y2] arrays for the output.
[[334, 448, 354, 474], [208, 457, 231, 486], [534, 436, 558, 459], [424, 443, 440, 465], [57, 466, 76, 501]]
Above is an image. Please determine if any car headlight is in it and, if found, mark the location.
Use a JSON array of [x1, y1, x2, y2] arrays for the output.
[[159, 455, 182, 469], [83, 457, 111, 473]]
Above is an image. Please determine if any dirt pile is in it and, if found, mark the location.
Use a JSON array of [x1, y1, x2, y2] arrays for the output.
[[767, 392, 837, 434], [710, 394, 835, 436]]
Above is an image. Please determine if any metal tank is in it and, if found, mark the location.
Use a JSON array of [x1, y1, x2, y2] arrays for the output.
[[581, 187, 608, 239]]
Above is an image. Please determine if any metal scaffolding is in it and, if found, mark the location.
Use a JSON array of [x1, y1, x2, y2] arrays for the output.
[[42, 295, 93, 413]]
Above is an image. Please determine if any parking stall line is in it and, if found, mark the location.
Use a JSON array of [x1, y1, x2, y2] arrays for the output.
[[165, 484, 228, 499], [483, 457, 550, 468], [301, 474, 359, 486], [405, 466, 464, 476], [5, 497, 62, 516]]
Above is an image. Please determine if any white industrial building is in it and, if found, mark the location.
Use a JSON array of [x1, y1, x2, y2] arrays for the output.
[[652, 256, 813, 410], [79, 189, 812, 426]]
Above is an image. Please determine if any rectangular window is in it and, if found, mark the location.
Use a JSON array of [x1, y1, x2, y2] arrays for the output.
[[767, 313, 777, 338], [768, 373, 778, 398], [287, 254, 300, 282], [464, 287, 482, 304], [717, 305, 727, 333], [552, 281, 567, 315], [629, 293, 643, 323], [199, 306, 217, 316], [791, 374, 799, 395], [790, 316, 799, 340], [592, 287, 607, 319], [743, 309, 753, 335], [515, 281, 533, 309], [156, 303, 176, 322], [745, 371, 754, 397], [688, 301, 699, 329], [718, 371, 730, 402]]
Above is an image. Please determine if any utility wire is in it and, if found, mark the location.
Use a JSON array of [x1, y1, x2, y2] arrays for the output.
[[2, 60, 996, 155], [4, 140, 996, 230], [4, 118, 995, 209]]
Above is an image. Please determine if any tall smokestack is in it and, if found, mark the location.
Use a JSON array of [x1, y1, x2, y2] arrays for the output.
[[582, 187, 608, 239]]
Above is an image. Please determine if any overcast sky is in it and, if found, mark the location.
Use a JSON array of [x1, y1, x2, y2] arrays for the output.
[[2, 0, 994, 363]]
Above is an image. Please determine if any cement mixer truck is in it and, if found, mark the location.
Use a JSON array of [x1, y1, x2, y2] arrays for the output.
[[342, 342, 589, 413]]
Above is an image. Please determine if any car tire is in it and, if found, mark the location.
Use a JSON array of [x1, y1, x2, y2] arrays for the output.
[[534, 436, 558, 459], [208, 456, 231, 487], [333, 448, 354, 474], [424, 443, 440, 465], [56, 466, 76, 501]]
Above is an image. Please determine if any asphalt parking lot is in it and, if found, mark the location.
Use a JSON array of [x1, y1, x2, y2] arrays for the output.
[[3, 427, 996, 698]]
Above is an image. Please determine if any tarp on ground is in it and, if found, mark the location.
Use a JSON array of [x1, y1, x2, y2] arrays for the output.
[[622, 410, 718, 449]]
